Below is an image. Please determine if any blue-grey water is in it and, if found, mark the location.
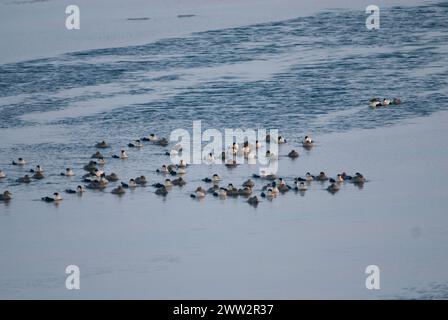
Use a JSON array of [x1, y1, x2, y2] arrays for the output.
[[0, 2, 448, 299]]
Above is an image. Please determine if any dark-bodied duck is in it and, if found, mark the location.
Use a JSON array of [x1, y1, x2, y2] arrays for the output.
[[288, 150, 299, 158], [95, 141, 109, 149], [190, 187, 206, 198], [16, 175, 31, 184], [172, 177, 186, 186], [42, 192, 62, 202], [0, 191, 12, 201], [111, 186, 126, 195]]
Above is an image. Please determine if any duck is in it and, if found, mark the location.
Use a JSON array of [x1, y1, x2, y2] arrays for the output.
[[191, 187, 206, 198], [382, 98, 391, 106], [213, 187, 228, 198], [156, 165, 169, 174], [302, 136, 314, 148], [98, 157, 106, 165], [288, 150, 299, 159], [135, 176, 147, 185], [95, 141, 109, 148], [226, 184, 239, 197], [30, 165, 44, 173], [105, 173, 119, 182], [42, 192, 62, 202], [172, 177, 186, 186], [212, 174, 221, 183], [91, 151, 103, 159], [255, 140, 262, 149], [278, 180, 290, 193], [247, 196, 260, 206], [83, 161, 98, 172], [111, 186, 126, 195], [261, 188, 276, 199], [120, 150, 128, 159], [0, 191, 12, 201], [155, 186, 168, 196], [154, 137, 169, 146], [207, 184, 220, 194], [128, 139, 143, 148], [265, 134, 271, 142], [294, 181, 308, 191], [93, 168, 105, 177], [327, 182, 340, 194], [352, 172, 366, 184], [66, 186, 85, 194], [265, 150, 278, 160], [242, 179, 255, 188], [336, 174, 344, 182], [305, 172, 314, 181], [221, 151, 227, 161], [316, 171, 328, 181], [178, 159, 187, 168], [61, 168, 75, 177], [12, 158, 26, 166], [369, 98, 382, 108], [204, 152, 215, 162], [16, 175, 31, 184], [278, 136, 287, 144], [121, 179, 137, 189], [86, 180, 107, 190], [32, 171, 45, 180], [270, 182, 280, 195], [143, 133, 158, 142], [238, 187, 252, 197], [0, 170, 6, 179], [340, 172, 352, 181], [392, 98, 401, 105]]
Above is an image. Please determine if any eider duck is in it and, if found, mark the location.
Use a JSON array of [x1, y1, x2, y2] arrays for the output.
[[95, 141, 109, 149], [302, 136, 314, 148], [278, 136, 286, 144], [352, 172, 366, 184], [65, 186, 85, 194], [242, 179, 255, 188], [305, 172, 314, 181], [91, 151, 103, 159], [135, 176, 147, 185], [111, 186, 126, 195], [316, 171, 328, 181], [255, 140, 262, 149], [0, 170, 6, 179], [294, 181, 308, 191], [172, 177, 186, 186], [247, 196, 260, 206], [0, 191, 12, 201], [128, 140, 143, 148], [98, 157, 106, 165], [32, 171, 45, 180], [42, 192, 62, 202], [213, 187, 228, 198], [225, 160, 238, 168], [155, 138, 169, 146], [61, 168, 75, 177], [16, 175, 31, 184], [208, 184, 220, 194], [30, 165, 44, 173], [121, 179, 137, 189], [327, 182, 340, 194], [155, 186, 168, 196], [288, 150, 299, 158], [369, 98, 382, 108], [157, 165, 169, 174], [238, 187, 252, 197], [105, 173, 119, 182], [12, 158, 26, 166], [190, 187, 206, 198]]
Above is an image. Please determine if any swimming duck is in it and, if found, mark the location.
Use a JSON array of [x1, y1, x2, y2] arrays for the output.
[[12, 158, 26, 166], [247, 196, 260, 206], [340, 172, 352, 181], [316, 172, 328, 181], [302, 136, 314, 148], [95, 141, 109, 148], [242, 179, 255, 188], [128, 140, 143, 148], [288, 150, 299, 158], [0, 170, 6, 179], [305, 172, 314, 181], [111, 186, 126, 195], [213, 187, 228, 198], [261, 188, 276, 199], [42, 192, 62, 202], [86, 180, 107, 190], [392, 98, 401, 105], [144, 134, 158, 142], [278, 136, 287, 144], [16, 175, 31, 184], [265, 150, 278, 160], [369, 98, 382, 108], [121, 179, 137, 189], [83, 161, 98, 172], [135, 176, 147, 185], [61, 168, 75, 177], [32, 171, 45, 180], [294, 181, 308, 191], [154, 138, 169, 146], [155, 186, 168, 196], [91, 151, 103, 159], [120, 150, 128, 159], [265, 134, 271, 142], [208, 184, 220, 194], [178, 159, 187, 168], [327, 182, 340, 194], [255, 140, 262, 149], [336, 174, 344, 182], [270, 182, 280, 195], [156, 165, 169, 174], [211, 174, 221, 183], [30, 165, 44, 173], [93, 168, 105, 177], [0, 191, 12, 201], [98, 157, 106, 165], [204, 152, 215, 162], [66, 186, 85, 194], [172, 177, 186, 186], [105, 173, 119, 182], [352, 172, 366, 184], [190, 187, 206, 198], [238, 187, 252, 197], [382, 98, 391, 106], [278, 180, 290, 193]]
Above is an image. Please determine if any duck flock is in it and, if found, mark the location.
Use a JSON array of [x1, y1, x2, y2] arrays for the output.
[[0, 132, 367, 207]]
